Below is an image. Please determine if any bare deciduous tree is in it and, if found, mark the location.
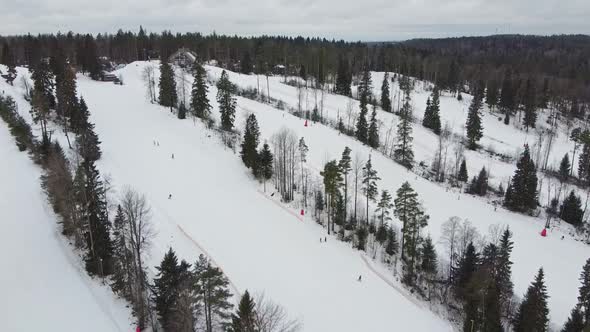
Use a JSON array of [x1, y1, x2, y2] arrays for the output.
[[142, 64, 157, 103], [255, 293, 302, 332]]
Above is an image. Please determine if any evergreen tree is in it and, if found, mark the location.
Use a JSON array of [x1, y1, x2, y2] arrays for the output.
[[505, 145, 538, 213], [56, 65, 79, 128], [2, 43, 17, 85], [447, 59, 460, 95], [485, 79, 499, 111], [497, 227, 515, 314], [31, 60, 56, 109], [466, 91, 484, 150], [458, 159, 469, 182], [376, 189, 393, 227], [499, 69, 516, 124], [452, 241, 479, 300], [230, 290, 257, 332], [80, 160, 114, 277], [159, 61, 177, 110], [385, 227, 399, 256], [381, 73, 392, 112], [338, 146, 352, 225], [355, 105, 368, 143], [469, 167, 488, 196], [217, 70, 237, 131], [111, 205, 132, 299], [240, 114, 260, 173], [177, 102, 187, 119], [193, 254, 234, 332], [578, 258, 590, 324], [560, 191, 584, 226], [420, 236, 437, 280], [561, 307, 585, 332], [523, 78, 537, 130], [153, 248, 191, 332], [513, 268, 550, 332], [579, 131, 590, 184], [394, 182, 428, 285], [368, 106, 380, 148], [394, 94, 414, 168], [240, 51, 253, 74], [362, 156, 380, 223], [322, 160, 343, 234], [257, 143, 273, 190], [190, 62, 212, 120], [423, 89, 441, 134], [335, 55, 351, 96], [559, 154, 571, 183]]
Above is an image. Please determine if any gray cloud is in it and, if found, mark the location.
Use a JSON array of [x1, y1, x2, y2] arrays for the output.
[[0, 0, 588, 40]]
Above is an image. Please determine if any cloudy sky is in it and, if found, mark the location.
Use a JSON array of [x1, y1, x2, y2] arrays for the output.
[[2, 0, 589, 40]]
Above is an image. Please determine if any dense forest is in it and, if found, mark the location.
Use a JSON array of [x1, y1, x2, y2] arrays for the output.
[[1, 30, 589, 104]]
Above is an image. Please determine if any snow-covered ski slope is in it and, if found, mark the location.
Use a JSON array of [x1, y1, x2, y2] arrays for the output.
[[198, 64, 589, 327], [1, 60, 586, 330], [0, 111, 132, 331], [73, 65, 452, 331]]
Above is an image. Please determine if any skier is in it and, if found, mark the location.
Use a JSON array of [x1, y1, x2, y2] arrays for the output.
[[320, 238, 323, 243], [172, 153, 175, 159], [168, 194, 172, 199], [324, 236, 327, 242], [358, 275, 362, 282]]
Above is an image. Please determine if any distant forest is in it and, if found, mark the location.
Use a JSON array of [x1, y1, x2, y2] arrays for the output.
[[1, 30, 589, 103]]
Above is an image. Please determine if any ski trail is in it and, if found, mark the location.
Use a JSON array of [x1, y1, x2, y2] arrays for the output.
[[256, 189, 304, 222], [176, 224, 241, 297], [359, 253, 425, 309]]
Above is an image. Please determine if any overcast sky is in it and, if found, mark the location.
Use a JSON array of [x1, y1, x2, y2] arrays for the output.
[[2, 0, 589, 40]]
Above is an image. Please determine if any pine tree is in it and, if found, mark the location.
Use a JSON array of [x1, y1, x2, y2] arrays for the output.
[[513, 268, 550, 332], [469, 167, 488, 196], [381, 73, 392, 112], [559, 154, 571, 183], [80, 160, 115, 277], [190, 62, 211, 120], [335, 55, 351, 96], [159, 61, 177, 110], [2, 43, 17, 85], [394, 94, 414, 168], [217, 70, 237, 131], [362, 156, 380, 224], [458, 159, 468, 182], [385, 227, 399, 256], [578, 258, 590, 325], [486, 79, 499, 111], [111, 205, 132, 299], [561, 307, 585, 332], [177, 102, 187, 119], [497, 227, 515, 314], [258, 143, 273, 191], [452, 241, 479, 300], [376, 190, 393, 227], [420, 236, 437, 281], [193, 254, 234, 332], [560, 191, 584, 226], [338, 147, 352, 225], [505, 145, 538, 213], [322, 160, 343, 234], [579, 131, 590, 184], [523, 78, 537, 130], [30, 61, 54, 143], [240, 114, 260, 173], [500, 69, 516, 124], [153, 248, 192, 332], [230, 290, 257, 332], [240, 51, 253, 74], [56, 65, 79, 128], [368, 106, 380, 148], [355, 105, 368, 143], [466, 91, 484, 150], [423, 89, 441, 134], [394, 182, 428, 285]]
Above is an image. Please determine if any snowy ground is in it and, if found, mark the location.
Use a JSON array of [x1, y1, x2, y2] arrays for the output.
[[2, 61, 588, 330], [0, 111, 133, 331]]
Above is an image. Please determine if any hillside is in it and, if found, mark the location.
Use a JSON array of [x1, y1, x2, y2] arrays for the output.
[[0, 107, 132, 331]]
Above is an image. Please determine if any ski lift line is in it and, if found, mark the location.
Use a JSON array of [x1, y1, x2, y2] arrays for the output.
[[359, 254, 426, 310], [256, 189, 304, 222], [176, 224, 241, 297]]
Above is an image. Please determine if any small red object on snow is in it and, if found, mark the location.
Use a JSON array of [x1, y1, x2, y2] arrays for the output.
[[304, 120, 308, 127], [300, 209, 304, 216], [541, 228, 547, 237]]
